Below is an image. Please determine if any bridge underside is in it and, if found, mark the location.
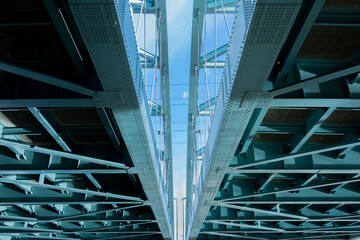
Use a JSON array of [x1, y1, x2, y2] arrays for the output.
[[0, 0, 171, 239], [188, 0, 360, 239]]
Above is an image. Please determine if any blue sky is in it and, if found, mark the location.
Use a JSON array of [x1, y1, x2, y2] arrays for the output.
[[167, 0, 193, 200], [133, 1, 235, 237]]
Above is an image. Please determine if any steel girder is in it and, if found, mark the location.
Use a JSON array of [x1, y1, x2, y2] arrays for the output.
[[69, 0, 173, 239], [186, 0, 302, 238]]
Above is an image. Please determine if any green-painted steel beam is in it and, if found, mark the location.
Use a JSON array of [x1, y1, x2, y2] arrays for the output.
[[186, 0, 206, 231], [43, 0, 85, 77], [257, 125, 360, 135], [271, 98, 360, 108], [0, 61, 95, 97], [138, 48, 158, 63], [200, 44, 228, 63], [69, 1, 173, 238], [148, 100, 162, 116], [1, 125, 106, 136], [289, 107, 336, 153], [220, 177, 360, 202], [234, 139, 360, 169], [0, 139, 128, 169], [198, 97, 215, 113], [217, 202, 309, 220], [0, 99, 95, 108], [0, 177, 143, 201], [276, 0, 326, 82], [200, 231, 267, 240], [271, 65, 360, 96], [187, 1, 302, 239], [156, 1, 174, 230], [28, 107, 71, 152]]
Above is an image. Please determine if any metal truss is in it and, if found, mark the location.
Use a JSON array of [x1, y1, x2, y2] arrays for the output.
[[0, 0, 173, 239], [186, 0, 360, 239], [130, 0, 174, 233], [186, 0, 237, 230]]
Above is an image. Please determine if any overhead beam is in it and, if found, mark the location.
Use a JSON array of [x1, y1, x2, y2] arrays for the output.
[[271, 65, 360, 96], [200, 44, 228, 63], [231, 169, 360, 175], [234, 139, 360, 169], [216, 202, 308, 220], [1, 125, 106, 136], [206, 218, 360, 222], [148, 100, 162, 116], [271, 98, 360, 108], [0, 169, 127, 175], [221, 176, 360, 202], [198, 97, 215, 113], [28, 107, 71, 152], [276, 0, 326, 82], [0, 139, 128, 169], [0, 200, 139, 206], [0, 99, 95, 108], [0, 177, 143, 201], [138, 48, 158, 64], [85, 173, 102, 190], [257, 125, 360, 135], [0, 61, 95, 97], [208, 220, 284, 232], [200, 231, 268, 240], [42, 0, 85, 76], [258, 173, 276, 192], [186, 0, 206, 230], [156, 0, 174, 227], [212, 201, 360, 205], [289, 107, 336, 153]]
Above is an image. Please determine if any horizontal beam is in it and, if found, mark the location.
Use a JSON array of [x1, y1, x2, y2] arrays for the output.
[[0, 169, 127, 175], [270, 65, 360, 96], [28, 107, 71, 152], [200, 44, 228, 63], [202, 61, 225, 68], [0, 219, 153, 223], [1, 125, 106, 136], [209, 220, 284, 232], [0, 99, 95, 108], [0, 139, 128, 169], [198, 97, 215, 112], [217, 202, 308, 220], [206, 217, 360, 222], [234, 140, 360, 169], [200, 230, 360, 234], [200, 231, 267, 240], [257, 125, 360, 135], [271, 98, 360, 108], [0, 178, 143, 201], [221, 177, 360, 201], [213, 201, 360, 205], [0, 200, 140, 206], [138, 48, 158, 63], [0, 61, 96, 97], [148, 100, 161, 116]]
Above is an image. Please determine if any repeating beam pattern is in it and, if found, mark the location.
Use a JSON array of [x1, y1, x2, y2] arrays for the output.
[[187, 0, 360, 239]]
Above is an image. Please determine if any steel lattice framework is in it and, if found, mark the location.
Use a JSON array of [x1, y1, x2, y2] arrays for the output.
[[0, 0, 173, 239], [186, 0, 360, 239]]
